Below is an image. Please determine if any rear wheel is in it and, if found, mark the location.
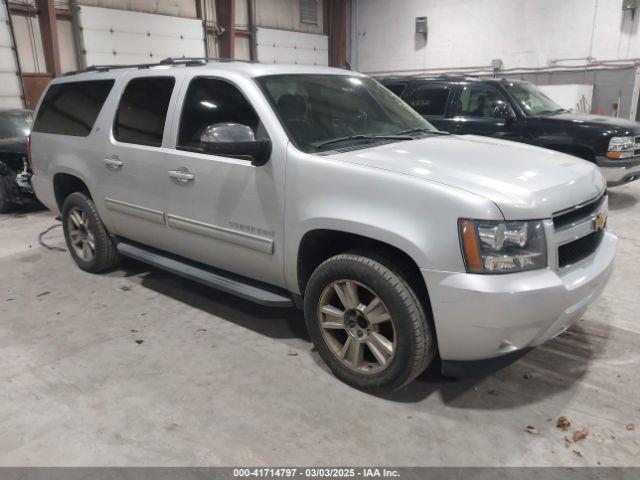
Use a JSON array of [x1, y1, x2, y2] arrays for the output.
[[304, 253, 435, 392], [62, 192, 120, 272]]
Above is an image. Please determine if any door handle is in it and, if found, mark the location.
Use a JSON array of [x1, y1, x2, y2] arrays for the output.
[[168, 168, 195, 183], [104, 157, 123, 168]]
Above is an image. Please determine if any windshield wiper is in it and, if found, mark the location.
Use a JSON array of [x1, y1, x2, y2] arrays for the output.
[[538, 108, 568, 116], [394, 127, 449, 136], [314, 134, 413, 150]]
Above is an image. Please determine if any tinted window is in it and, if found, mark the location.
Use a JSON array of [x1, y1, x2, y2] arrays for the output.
[[114, 77, 175, 147], [33, 80, 114, 136], [454, 85, 511, 118], [178, 77, 262, 150], [503, 82, 562, 116], [384, 83, 407, 97], [258, 75, 434, 153], [409, 85, 450, 116]]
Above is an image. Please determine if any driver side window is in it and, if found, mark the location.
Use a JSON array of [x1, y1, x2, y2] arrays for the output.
[[177, 77, 264, 151], [454, 85, 511, 118]]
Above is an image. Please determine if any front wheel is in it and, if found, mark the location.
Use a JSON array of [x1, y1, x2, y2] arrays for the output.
[[304, 253, 435, 392]]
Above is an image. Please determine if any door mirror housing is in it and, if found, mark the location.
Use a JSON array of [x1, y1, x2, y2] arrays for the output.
[[200, 123, 271, 166], [493, 104, 514, 119]]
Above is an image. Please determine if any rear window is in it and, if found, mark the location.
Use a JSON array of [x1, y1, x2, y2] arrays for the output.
[[33, 80, 114, 136], [408, 85, 450, 116], [114, 76, 176, 147]]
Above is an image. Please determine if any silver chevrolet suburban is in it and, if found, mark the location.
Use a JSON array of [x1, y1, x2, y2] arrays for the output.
[[30, 59, 616, 392]]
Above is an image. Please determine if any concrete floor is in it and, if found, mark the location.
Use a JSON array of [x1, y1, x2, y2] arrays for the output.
[[0, 185, 639, 467]]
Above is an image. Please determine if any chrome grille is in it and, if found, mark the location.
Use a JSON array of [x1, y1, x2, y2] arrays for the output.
[[553, 193, 606, 231], [552, 193, 608, 269]]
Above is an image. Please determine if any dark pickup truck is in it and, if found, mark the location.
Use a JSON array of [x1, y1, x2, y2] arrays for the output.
[[381, 76, 640, 187], [0, 109, 35, 212]]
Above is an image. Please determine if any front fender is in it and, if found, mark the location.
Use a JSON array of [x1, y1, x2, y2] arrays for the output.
[[283, 145, 503, 293]]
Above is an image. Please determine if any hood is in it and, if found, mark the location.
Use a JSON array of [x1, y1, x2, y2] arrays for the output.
[[333, 134, 605, 219], [543, 112, 640, 135]]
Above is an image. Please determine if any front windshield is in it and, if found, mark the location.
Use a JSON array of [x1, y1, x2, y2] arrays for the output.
[[257, 74, 436, 153], [0, 111, 32, 139], [504, 82, 563, 116]]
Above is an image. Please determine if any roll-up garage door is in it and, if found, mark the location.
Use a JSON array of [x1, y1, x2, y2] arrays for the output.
[[0, 2, 24, 109], [255, 27, 328, 66], [74, 5, 205, 67]]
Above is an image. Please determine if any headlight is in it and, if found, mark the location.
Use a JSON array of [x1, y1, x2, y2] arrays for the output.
[[607, 136, 635, 159], [459, 219, 547, 273]]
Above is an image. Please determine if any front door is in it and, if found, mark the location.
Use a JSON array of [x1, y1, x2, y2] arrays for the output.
[[161, 76, 286, 287]]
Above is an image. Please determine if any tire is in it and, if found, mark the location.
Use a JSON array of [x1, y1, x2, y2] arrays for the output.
[[61, 192, 120, 273], [304, 253, 435, 392], [0, 179, 13, 213]]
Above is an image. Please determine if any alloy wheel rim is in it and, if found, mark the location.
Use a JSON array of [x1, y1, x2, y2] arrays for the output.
[[317, 279, 396, 374], [67, 206, 95, 262]]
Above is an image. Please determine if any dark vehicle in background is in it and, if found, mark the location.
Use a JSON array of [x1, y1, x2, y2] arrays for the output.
[[381, 76, 640, 187], [0, 109, 35, 212]]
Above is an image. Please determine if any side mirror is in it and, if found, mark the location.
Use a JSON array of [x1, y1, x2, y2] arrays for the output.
[[493, 104, 514, 119], [200, 123, 271, 166]]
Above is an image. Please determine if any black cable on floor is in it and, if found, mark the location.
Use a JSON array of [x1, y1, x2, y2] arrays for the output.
[[38, 224, 66, 252]]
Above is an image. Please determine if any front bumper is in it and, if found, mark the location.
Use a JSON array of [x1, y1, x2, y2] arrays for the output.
[[422, 231, 616, 362], [595, 155, 640, 186]]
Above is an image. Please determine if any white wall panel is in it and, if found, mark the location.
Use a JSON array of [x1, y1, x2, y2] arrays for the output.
[[352, 0, 640, 75], [255, 0, 324, 34], [75, 5, 205, 67], [255, 27, 328, 65], [0, 3, 23, 108]]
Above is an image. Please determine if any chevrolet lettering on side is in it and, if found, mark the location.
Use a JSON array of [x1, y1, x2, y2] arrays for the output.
[[29, 60, 616, 392]]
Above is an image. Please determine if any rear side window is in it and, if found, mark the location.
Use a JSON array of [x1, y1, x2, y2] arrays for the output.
[[454, 84, 512, 118], [384, 83, 407, 97], [408, 85, 450, 116], [33, 80, 114, 136], [114, 77, 176, 147], [178, 77, 262, 150]]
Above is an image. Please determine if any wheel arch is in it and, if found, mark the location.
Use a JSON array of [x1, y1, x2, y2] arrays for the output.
[[295, 228, 432, 317], [53, 170, 92, 212]]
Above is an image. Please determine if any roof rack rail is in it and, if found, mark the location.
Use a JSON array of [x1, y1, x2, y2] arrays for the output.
[[64, 57, 215, 76], [434, 73, 478, 81], [375, 72, 480, 82]]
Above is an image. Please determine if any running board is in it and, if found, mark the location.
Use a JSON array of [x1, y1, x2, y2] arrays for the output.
[[116, 241, 294, 308]]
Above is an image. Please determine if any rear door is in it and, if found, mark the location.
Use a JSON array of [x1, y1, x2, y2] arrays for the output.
[[98, 71, 184, 253], [404, 82, 454, 131], [448, 83, 515, 137]]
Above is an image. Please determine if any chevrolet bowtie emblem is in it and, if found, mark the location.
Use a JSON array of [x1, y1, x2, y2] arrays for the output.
[[594, 212, 607, 232]]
